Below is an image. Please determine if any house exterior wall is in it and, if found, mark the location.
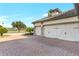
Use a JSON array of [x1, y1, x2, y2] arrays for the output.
[[34, 22, 42, 26], [43, 16, 79, 25], [34, 16, 79, 26]]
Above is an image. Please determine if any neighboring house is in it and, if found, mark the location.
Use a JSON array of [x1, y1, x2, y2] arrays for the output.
[[32, 8, 79, 41]]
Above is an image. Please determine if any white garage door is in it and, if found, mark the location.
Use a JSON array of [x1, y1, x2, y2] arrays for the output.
[[43, 25, 66, 39], [65, 23, 79, 41], [43, 25, 57, 38], [43, 23, 79, 41], [35, 27, 41, 35]]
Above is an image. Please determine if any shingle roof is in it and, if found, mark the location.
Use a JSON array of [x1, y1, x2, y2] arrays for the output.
[[32, 9, 77, 24]]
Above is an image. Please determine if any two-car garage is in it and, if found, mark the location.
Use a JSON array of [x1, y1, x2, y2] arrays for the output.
[[34, 22, 79, 41], [43, 22, 79, 41]]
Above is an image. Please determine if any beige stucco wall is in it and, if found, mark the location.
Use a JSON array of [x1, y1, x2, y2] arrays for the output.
[[43, 16, 79, 25], [34, 16, 79, 26], [34, 22, 41, 26]]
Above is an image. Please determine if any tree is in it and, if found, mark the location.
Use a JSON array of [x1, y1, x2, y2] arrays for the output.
[[48, 9, 53, 16], [48, 9, 53, 13], [26, 27, 34, 34], [0, 26, 8, 36], [12, 21, 26, 32], [0, 25, 2, 27]]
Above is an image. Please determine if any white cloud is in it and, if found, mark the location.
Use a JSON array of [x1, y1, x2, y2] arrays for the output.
[[0, 16, 7, 22], [42, 13, 48, 17], [0, 16, 8, 26]]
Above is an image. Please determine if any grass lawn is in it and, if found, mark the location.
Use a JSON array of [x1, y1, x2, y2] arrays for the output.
[[0, 30, 26, 39]]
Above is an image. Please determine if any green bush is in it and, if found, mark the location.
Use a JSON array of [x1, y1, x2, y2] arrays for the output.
[[25, 27, 34, 35], [0, 26, 8, 36], [26, 27, 33, 33]]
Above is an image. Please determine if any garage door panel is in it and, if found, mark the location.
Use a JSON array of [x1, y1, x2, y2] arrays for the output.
[[43, 26, 57, 38], [35, 27, 41, 35], [66, 27, 79, 41]]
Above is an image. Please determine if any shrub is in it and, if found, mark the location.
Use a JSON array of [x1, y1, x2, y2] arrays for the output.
[[26, 27, 33, 33], [0, 26, 8, 36], [25, 27, 34, 35]]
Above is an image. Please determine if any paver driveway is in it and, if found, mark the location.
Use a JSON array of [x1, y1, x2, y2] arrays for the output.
[[0, 35, 79, 56]]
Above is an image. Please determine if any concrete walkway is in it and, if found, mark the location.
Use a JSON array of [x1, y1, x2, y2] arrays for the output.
[[0, 35, 79, 56]]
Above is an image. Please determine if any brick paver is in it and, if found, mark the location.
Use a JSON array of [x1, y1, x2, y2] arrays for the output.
[[0, 35, 79, 56]]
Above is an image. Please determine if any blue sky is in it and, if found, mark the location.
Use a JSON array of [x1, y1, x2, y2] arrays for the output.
[[0, 3, 74, 28]]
